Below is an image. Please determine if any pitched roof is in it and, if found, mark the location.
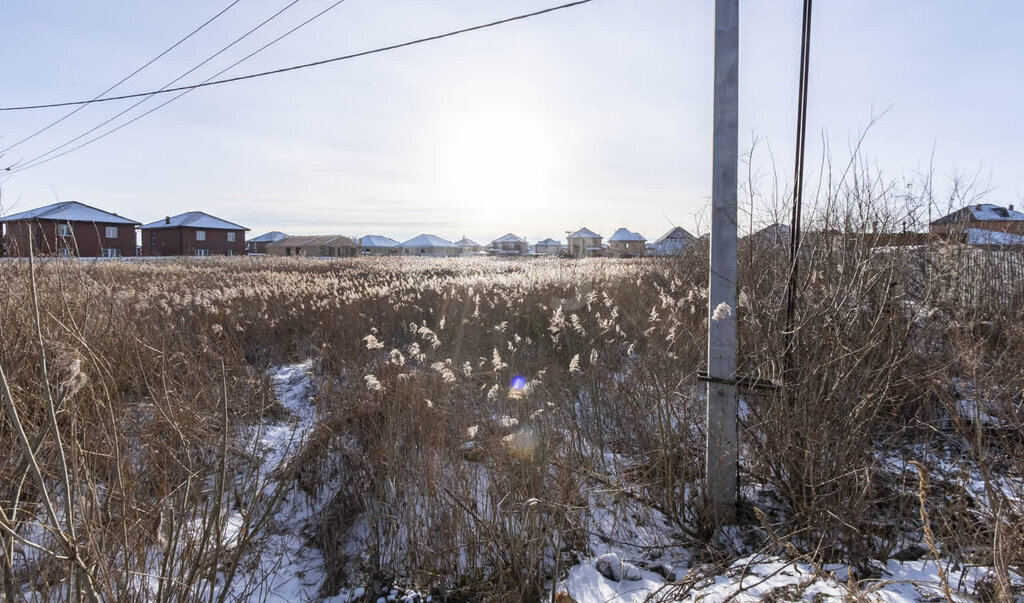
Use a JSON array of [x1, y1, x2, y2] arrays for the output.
[[931, 203, 1024, 225], [491, 233, 528, 244], [360, 235, 400, 247], [0, 201, 140, 225], [608, 228, 646, 242], [269, 235, 357, 248], [455, 237, 482, 247], [248, 231, 288, 243], [567, 227, 600, 239], [536, 238, 561, 246], [400, 233, 456, 248], [655, 226, 695, 244], [141, 211, 247, 231]]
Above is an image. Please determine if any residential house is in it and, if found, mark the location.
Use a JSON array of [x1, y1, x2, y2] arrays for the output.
[[246, 231, 287, 254], [650, 226, 695, 256], [566, 227, 603, 258], [455, 237, 485, 255], [359, 235, 400, 255], [267, 235, 358, 257], [743, 223, 791, 247], [0, 201, 139, 257], [930, 204, 1024, 241], [489, 233, 528, 255], [607, 228, 647, 257], [141, 212, 247, 256], [400, 234, 458, 257], [534, 238, 562, 255]]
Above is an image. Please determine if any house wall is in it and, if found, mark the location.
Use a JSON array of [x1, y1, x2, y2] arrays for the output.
[[609, 241, 645, 256], [401, 246, 456, 257], [491, 241, 527, 254], [246, 240, 275, 254], [2, 220, 137, 257], [567, 237, 602, 257], [931, 220, 1024, 237], [535, 244, 559, 255], [361, 246, 399, 255], [145, 227, 245, 256]]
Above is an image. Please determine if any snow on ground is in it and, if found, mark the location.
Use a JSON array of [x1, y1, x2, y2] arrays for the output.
[[220, 361, 330, 602]]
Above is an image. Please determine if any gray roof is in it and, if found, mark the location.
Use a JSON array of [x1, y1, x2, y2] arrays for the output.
[[269, 235, 356, 248], [491, 233, 528, 244], [567, 227, 601, 239], [0, 201, 139, 225], [455, 237, 482, 247], [249, 231, 288, 243], [141, 211, 247, 231], [400, 233, 457, 248], [931, 203, 1024, 225], [536, 238, 561, 246], [655, 226, 695, 244], [609, 228, 646, 242], [360, 235, 400, 247]]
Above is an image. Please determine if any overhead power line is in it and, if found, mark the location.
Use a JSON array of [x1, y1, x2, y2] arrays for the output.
[[0, 0, 596, 114], [0, 0, 245, 154], [4, 0, 304, 172]]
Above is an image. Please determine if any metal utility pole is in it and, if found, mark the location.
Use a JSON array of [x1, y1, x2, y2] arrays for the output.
[[705, 0, 739, 525]]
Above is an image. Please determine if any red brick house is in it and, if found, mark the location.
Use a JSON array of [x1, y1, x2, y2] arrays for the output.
[[141, 212, 247, 256], [0, 201, 139, 257]]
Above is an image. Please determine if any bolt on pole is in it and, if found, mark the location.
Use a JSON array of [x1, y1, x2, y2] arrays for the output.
[[705, 0, 739, 526]]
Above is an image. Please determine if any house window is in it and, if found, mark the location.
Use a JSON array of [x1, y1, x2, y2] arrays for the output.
[[101, 248, 120, 258], [195, 249, 210, 257], [105, 226, 118, 238], [227, 232, 236, 242], [226, 249, 235, 256], [196, 230, 207, 241], [57, 223, 72, 237]]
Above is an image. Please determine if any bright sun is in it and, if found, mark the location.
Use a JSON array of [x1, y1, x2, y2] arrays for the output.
[[438, 106, 555, 218]]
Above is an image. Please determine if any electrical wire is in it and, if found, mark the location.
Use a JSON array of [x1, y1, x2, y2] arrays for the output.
[[0, 0, 596, 113], [0, 0, 245, 155], [5, 0, 350, 176], [4, 0, 303, 172]]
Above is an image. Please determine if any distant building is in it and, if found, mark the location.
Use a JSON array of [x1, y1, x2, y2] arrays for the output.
[[650, 226, 695, 256], [534, 238, 562, 255], [567, 227, 603, 258], [267, 235, 358, 257], [0, 201, 139, 258], [455, 237, 485, 255], [489, 233, 529, 255], [744, 223, 791, 247], [930, 204, 1024, 241], [607, 228, 647, 257], [359, 235, 400, 255], [246, 231, 288, 254], [400, 234, 458, 257], [141, 212, 247, 256]]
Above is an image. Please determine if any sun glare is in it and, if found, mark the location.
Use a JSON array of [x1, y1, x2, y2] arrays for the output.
[[438, 107, 555, 217]]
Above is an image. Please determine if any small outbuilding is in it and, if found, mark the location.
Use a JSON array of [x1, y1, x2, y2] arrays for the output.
[[400, 234, 458, 257], [141, 212, 247, 256], [567, 227, 603, 258], [607, 228, 647, 257], [246, 231, 288, 254], [267, 235, 358, 257], [0, 201, 139, 257], [359, 235, 400, 255]]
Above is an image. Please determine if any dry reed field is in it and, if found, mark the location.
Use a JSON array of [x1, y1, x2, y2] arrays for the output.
[[1, 229, 1023, 601]]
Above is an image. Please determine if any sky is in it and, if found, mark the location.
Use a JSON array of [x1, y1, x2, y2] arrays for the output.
[[1, 0, 1022, 243]]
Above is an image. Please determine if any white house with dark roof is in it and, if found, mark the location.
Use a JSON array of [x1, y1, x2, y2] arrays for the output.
[[567, 227, 603, 258], [400, 234, 458, 257], [607, 228, 647, 257]]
